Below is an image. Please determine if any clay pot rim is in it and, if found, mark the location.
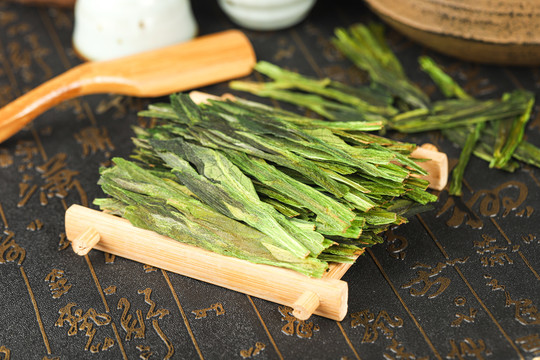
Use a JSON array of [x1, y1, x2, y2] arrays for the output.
[[376, 10, 540, 66], [366, 0, 540, 46]]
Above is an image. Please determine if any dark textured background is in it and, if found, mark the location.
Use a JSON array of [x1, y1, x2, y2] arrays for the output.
[[0, 1, 539, 359]]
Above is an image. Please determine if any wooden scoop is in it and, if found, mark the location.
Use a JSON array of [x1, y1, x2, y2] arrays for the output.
[[0, 29, 256, 144]]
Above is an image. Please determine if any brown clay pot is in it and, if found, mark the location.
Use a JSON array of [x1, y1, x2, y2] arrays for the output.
[[364, 0, 540, 66]]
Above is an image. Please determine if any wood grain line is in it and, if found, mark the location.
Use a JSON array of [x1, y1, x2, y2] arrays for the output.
[[290, 28, 324, 78], [416, 215, 450, 259], [31, 128, 48, 162], [161, 269, 205, 360], [39, 9, 97, 127], [0, 32, 19, 96], [526, 169, 540, 188], [489, 217, 512, 245], [83, 255, 128, 359], [367, 249, 443, 360], [336, 321, 362, 360], [453, 265, 524, 359], [517, 252, 540, 281], [490, 217, 540, 280], [109, 322, 128, 360], [38, 9, 72, 69], [82, 101, 98, 127], [0, 201, 9, 228], [83, 255, 110, 313], [246, 295, 284, 360], [503, 68, 523, 90], [20, 266, 52, 355], [418, 215, 525, 359]]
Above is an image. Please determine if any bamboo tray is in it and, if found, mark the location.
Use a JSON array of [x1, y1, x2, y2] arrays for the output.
[[64, 144, 446, 321], [65, 204, 352, 321]]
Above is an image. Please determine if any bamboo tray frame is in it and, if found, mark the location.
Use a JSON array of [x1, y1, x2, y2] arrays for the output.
[[65, 204, 353, 321]]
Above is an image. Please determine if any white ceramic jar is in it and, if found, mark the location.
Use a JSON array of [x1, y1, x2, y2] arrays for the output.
[[73, 0, 197, 61], [218, 0, 317, 31]]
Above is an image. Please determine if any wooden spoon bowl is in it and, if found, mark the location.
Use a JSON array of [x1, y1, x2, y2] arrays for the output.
[[364, 0, 540, 66]]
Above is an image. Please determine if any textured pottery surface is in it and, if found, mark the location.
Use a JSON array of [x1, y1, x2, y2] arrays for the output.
[[364, 0, 540, 65]]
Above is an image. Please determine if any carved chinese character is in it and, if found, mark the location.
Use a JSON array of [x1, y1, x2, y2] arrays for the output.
[[0, 148, 13, 168], [521, 233, 537, 245], [437, 181, 529, 229], [17, 181, 37, 207], [384, 338, 428, 360], [55, 303, 113, 352], [58, 233, 70, 251], [484, 275, 506, 292], [26, 219, 43, 231], [350, 309, 403, 343], [451, 308, 478, 327], [143, 264, 157, 273], [7, 40, 33, 83], [103, 286, 117, 295], [45, 268, 72, 299], [104, 253, 116, 264], [136, 345, 154, 360], [74, 126, 114, 157], [117, 298, 146, 341], [138, 288, 174, 359], [279, 306, 320, 339], [474, 234, 506, 254], [240, 342, 265, 358], [37, 153, 78, 198], [475, 234, 515, 267], [515, 334, 540, 356], [0, 10, 17, 26], [25, 33, 53, 80], [402, 258, 468, 298], [505, 292, 540, 326], [0, 230, 25, 265], [0, 345, 10, 360], [35, 153, 88, 206], [15, 140, 38, 163], [385, 228, 408, 260], [192, 303, 225, 319], [7, 22, 30, 36], [139, 288, 170, 320], [274, 43, 295, 61], [447, 338, 491, 360]]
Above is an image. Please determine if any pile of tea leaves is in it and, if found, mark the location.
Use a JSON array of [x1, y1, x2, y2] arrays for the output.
[[230, 23, 539, 196], [94, 93, 437, 277]]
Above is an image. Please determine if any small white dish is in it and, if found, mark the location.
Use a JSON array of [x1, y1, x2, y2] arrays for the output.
[[218, 0, 317, 31], [73, 0, 197, 61]]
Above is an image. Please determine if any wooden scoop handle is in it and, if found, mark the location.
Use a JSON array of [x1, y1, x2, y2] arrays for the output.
[[0, 30, 256, 144]]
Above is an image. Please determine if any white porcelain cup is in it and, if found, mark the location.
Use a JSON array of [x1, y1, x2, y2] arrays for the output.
[[218, 0, 317, 31], [73, 0, 197, 61]]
